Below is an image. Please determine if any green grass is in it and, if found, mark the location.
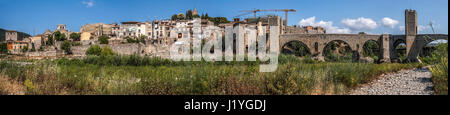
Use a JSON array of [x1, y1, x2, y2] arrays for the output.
[[0, 55, 422, 95], [420, 43, 448, 95]]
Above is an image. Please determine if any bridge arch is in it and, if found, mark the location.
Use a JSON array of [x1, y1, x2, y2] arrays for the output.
[[322, 40, 355, 62], [281, 40, 312, 57], [362, 39, 381, 61], [392, 39, 407, 62]]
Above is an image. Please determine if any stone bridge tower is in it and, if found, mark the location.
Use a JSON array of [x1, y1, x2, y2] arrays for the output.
[[405, 9, 418, 62]]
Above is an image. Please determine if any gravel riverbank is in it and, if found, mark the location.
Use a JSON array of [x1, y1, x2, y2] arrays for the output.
[[350, 67, 434, 95]]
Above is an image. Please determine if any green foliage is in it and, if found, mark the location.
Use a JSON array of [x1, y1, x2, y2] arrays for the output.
[[363, 40, 380, 61], [0, 43, 8, 54], [1, 55, 422, 95], [126, 36, 146, 43], [70, 33, 81, 41], [100, 46, 115, 56], [424, 43, 449, 95], [201, 13, 210, 19], [420, 43, 448, 64], [85, 45, 102, 56], [208, 17, 230, 25], [282, 41, 311, 57], [21, 45, 29, 53], [46, 35, 54, 46], [85, 45, 115, 57], [99, 35, 109, 44], [171, 14, 178, 20], [430, 57, 448, 95], [54, 31, 66, 41], [192, 14, 200, 18], [186, 10, 193, 20], [61, 40, 72, 54]]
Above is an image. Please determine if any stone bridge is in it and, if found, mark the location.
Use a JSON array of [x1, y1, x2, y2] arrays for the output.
[[279, 33, 448, 62]]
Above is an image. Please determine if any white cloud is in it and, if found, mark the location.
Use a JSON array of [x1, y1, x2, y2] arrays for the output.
[[381, 17, 399, 28], [298, 16, 351, 34], [341, 17, 378, 32], [82, 0, 95, 8]]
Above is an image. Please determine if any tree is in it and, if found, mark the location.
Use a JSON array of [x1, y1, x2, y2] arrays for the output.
[[186, 10, 193, 20], [205, 13, 210, 19], [70, 33, 81, 41], [209, 17, 230, 25], [177, 13, 185, 20], [22, 45, 29, 53], [85, 45, 102, 56], [138, 35, 147, 44], [61, 40, 72, 54], [46, 35, 54, 45], [0, 43, 8, 54], [192, 14, 200, 18], [171, 14, 179, 20], [54, 31, 66, 41], [99, 35, 109, 44]]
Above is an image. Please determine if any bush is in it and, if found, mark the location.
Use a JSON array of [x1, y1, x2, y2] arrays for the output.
[[61, 40, 72, 54], [427, 43, 448, 95], [0, 43, 8, 54], [85, 45, 102, 56], [70, 33, 81, 41], [100, 46, 115, 56], [22, 45, 29, 53], [99, 35, 109, 44]]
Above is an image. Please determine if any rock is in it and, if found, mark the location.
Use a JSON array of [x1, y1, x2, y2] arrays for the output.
[[349, 68, 434, 95], [359, 57, 375, 63]]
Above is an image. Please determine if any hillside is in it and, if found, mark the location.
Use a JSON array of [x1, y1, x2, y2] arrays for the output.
[[0, 28, 31, 42]]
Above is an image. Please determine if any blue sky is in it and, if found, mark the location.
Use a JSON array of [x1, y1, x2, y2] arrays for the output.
[[0, 0, 448, 35]]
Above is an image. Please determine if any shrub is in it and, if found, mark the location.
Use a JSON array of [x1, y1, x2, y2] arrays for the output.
[[0, 43, 8, 54], [21, 45, 29, 53], [85, 45, 102, 56], [70, 33, 81, 41], [61, 40, 72, 54], [100, 46, 115, 56], [99, 35, 109, 44]]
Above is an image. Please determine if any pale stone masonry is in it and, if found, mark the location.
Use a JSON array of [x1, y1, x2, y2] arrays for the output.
[[2, 9, 447, 62]]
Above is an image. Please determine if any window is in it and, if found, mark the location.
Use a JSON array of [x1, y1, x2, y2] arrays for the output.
[[178, 33, 182, 38]]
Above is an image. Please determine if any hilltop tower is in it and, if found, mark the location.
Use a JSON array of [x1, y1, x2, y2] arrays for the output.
[[405, 9, 419, 62]]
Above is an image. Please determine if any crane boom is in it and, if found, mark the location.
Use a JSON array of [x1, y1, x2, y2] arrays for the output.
[[238, 9, 296, 33]]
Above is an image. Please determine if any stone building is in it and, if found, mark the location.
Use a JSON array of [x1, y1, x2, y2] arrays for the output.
[[5, 30, 18, 41], [80, 23, 118, 38], [4, 30, 30, 54], [28, 35, 44, 50], [119, 21, 151, 39], [285, 26, 326, 34]]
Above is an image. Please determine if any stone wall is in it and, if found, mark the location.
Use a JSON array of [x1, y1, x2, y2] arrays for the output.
[[71, 43, 159, 57]]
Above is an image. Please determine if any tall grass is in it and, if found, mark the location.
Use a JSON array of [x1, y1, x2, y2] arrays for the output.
[[0, 55, 421, 95]]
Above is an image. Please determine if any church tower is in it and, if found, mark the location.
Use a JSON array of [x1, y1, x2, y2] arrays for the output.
[[193, 8, 198, 16]]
